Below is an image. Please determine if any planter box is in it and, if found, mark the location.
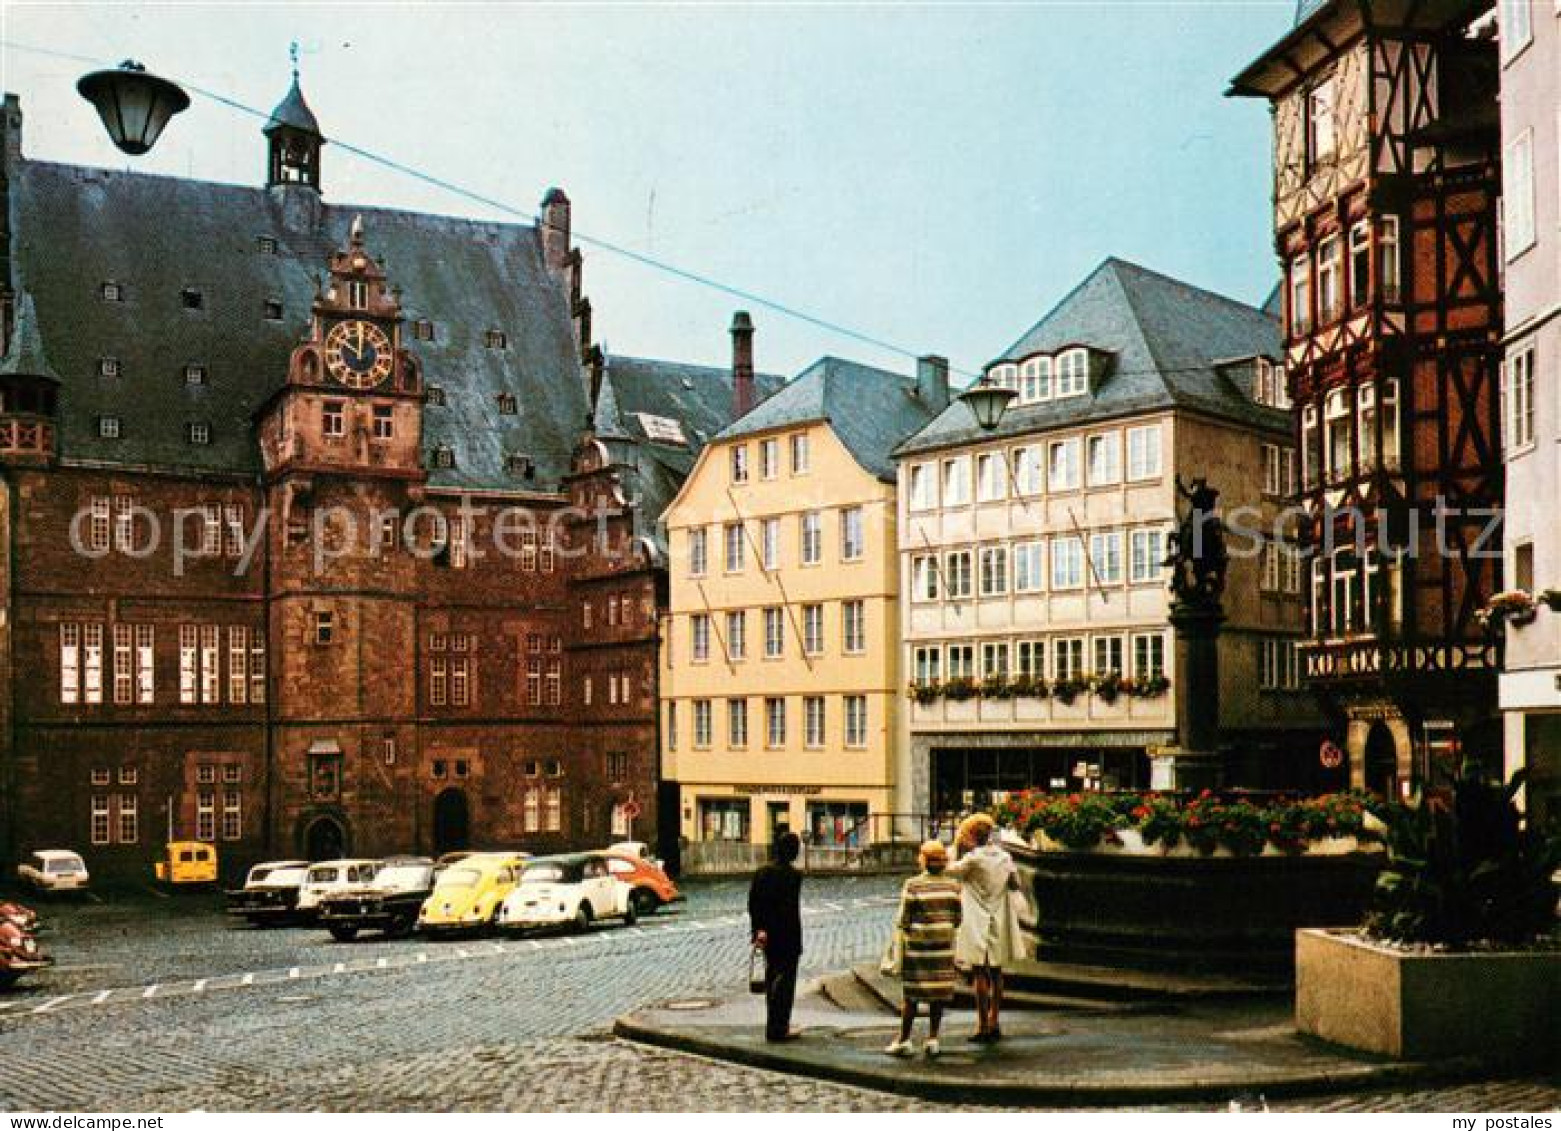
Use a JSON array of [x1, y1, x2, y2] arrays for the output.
[[1296, 928, 1561, 1061]]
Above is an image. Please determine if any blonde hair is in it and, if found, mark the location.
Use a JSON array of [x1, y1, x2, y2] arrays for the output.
[[956, 813, 995, 852], [919, 839, 948, 873]]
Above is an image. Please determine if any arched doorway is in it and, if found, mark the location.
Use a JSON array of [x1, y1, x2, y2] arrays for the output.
[[1364, 722, 1398, 799], [303, 815, 347, 861], [433, 788, 470, 856]]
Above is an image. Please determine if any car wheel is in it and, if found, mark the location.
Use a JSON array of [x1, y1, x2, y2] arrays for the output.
[[573, 904, 592, 934], [623, 900, 638, 927], [0, 970, 18, 989], [388, 917, 416, 939], [327, 924, 359, 942], [630, 888, 659, 918]]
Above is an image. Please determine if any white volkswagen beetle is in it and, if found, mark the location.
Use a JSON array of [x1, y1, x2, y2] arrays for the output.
[[496, 853, 635, 933]]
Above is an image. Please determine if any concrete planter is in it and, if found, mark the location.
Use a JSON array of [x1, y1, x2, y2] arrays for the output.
[[1295, 928, 1561, 1061]]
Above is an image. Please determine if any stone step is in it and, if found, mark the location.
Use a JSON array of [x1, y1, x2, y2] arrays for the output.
[[849, 963, 1138, 1015], [1007, 956, 1288, 1000]]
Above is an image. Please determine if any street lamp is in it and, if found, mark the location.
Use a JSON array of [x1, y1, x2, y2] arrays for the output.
[[77, 61, 190, 156], [958, 377, 1017, 431]]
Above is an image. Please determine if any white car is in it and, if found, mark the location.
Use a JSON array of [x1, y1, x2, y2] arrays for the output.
[[18, 850, 89, 893], [294, 859, 380, 916], [496, 853, 635, 933]]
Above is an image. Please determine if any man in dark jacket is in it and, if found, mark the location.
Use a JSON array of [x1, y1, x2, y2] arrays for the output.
[[747, 831, 803, 1041]]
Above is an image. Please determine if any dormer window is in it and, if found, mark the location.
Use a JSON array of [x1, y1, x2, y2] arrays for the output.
[[412, 319, 435, 342], [484, 329, 507, 350], [98, 415, 121, 439], [1055, 349, 1089, 397], [256, 235, 278, 255], [1019, 356, 1052, 403], [263, 298, 283, 321], [187, 422, 211, 445], [506, 453, 534, 478], [185, 364, 208, 386], [432, 445, 456, 469], [1253, 359, 1289, 410], [426, 385, 446, 406], [99, 357, 120, 379], [496, 393, 518, 415], [988, 363, 1018, 392], [347, 281, 369, 309], [100, 281, 122, 302], [181, 288, 204, 311]]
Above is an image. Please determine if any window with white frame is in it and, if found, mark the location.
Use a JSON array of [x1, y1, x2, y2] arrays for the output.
[[724, 522, 745, 573], [228, 626, 248, 704], [1259, 637, 1302, 691], [759, 437, 779, 479], [804, 696, 825, 748], [1013, 445, 1043, 495], [1301, 404, 1320, 488], [1290, 255, 1311, 335], [989, 362, 1018, 390], [803, 604, 824, 656], [83, 624, 103, 704], [221, 790, 242, 840], [1051, 536, 1084, 589], [1500, 0, 1532, 61], [981, 641, 1009, 679], [765, 697, 786, 747], [1307, 74, 1337, 166], [1380, 216, 1401, 303], [688, 528, 707, 577], [1358, 385, 1379, 472], [691, 614, 711, 663], [1505, 346, 1535, 451], [979, 546, 1009, 596], [908, 463, 936, 511], [1133, 632, 1166, 679], [1129, 528, 1164, 584], [1093, 634, 1125, 677], [1013, 541, 1044, 592], [1016, 640, 1045, 679], [1505, 129, 1535, 258], [801, 511, 823, 565], [844, 695, 867, 748], [88, 496, 111, 553], [1317, 234, 1342, 323], [790, 433, 810, 474], [1053, 637, 1085, 681], [1325, 387, 1354, 480], [113, 494, 136, 553], [1089, 531, 1123, 585], [762, 517, 780, 570], [764, 607, 785, 658], [976, 453, 1006, 502], [840, 506, 864, 560], [693, 699, 712, 747], [91, 796, 111, 845], [1048, 438, 1081, 490], [941, 457, 970, 506], [1349, 221, 1371, 310], [1019, 356, 1052, 403], [1056, 349, 1088, 396], [1380, 379, 1401, 470], [946, 643, 975, 680], [1254, 359, 1289, 409], [1330, 550, 1359, 636], [1282, 542, 1303, 594], [1087, 433, 1121, 486], [112, 624, 133, 705], [197, 791, 216, 842], [1126, 424, 1162, 480], [944, 550, 973, 598], [912, 554, 940, 601], [730, 445, 749, 483], [60, 624, 82, 704], [726, 611, 746, 661], [913, 645, 942, 686], [119, 794, 139, 844], [728, 698, 748, 747], [842, 600, 865, 654], [1262, 541, 1282, 592]]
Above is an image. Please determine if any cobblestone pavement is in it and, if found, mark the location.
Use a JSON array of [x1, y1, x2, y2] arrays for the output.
[[0, 876, 1555, 1112]]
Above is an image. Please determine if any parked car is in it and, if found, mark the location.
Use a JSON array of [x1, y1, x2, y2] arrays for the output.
[[497, 853, 635, 933], [0, 918, 50, 989], [17, 850, 89, 894], [417, 852, 525, 936], [602, 850, 681, 917], [0, 901, 40, 934], [154, 840, 219, 886], [225, 860, 311, 926], [295, 859, 382, 918], [319, 857, 437, 941]]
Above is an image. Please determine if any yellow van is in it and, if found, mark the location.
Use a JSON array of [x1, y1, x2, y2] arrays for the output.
[[155, 841, 219, 886], [416, 852, 526, 935]]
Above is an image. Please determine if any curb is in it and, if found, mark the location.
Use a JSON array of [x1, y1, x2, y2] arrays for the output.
[[612, 1013, 1507, 1107]]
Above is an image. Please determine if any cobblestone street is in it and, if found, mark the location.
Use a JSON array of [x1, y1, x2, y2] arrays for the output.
[[1, 875, 1556, 1112]]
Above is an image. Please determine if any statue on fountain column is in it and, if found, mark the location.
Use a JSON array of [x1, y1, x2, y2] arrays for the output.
[[1165, 476, 1227, 609]]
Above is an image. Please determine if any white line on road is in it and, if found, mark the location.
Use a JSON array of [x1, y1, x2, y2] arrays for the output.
[[192, 979, 207, 993], [91, 990, 111, 1005], [141, 985, 158, 999], [241, 973, 254, 985], [332, 963, 345, 974], [32, 995, 73, 1014], [288, 967, 300, 979]]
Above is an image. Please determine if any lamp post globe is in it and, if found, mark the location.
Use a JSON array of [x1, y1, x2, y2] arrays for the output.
[[958, 379, 1017, 431], [77, 61, 190, 156]]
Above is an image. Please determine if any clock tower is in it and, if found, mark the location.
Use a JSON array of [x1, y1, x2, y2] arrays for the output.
[[258, 216, 425, 481]]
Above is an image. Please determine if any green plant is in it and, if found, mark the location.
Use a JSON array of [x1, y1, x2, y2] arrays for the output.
[[1008, 673, 1048, 699], [942, 676, 978, 701], [1131, 795, 1184, 848], [1052, 675, 1089, 705], [1092, 671, 1123, 703], [1128, 674, 1170, 699], [907, 682, 941, 705], [1365, 766, 1561, 947], [1039, 793, 1127, 850], [979, 674, 1015, 700]]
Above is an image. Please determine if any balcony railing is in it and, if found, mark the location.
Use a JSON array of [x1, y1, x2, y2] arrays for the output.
[[0, 413, 54, 459]]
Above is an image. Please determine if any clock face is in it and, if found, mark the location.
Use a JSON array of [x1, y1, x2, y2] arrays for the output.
[[324, 319, 394, 389]]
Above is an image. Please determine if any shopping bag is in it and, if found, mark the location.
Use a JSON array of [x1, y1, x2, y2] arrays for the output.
[[748, 944, 766, 994]]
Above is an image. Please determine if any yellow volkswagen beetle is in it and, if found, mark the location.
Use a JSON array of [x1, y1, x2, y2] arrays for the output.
[[416, 852, 526, 936]]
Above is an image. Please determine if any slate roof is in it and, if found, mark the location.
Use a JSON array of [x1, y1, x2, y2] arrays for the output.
[[265, 77, 322, 137], [6, 157, 587, 489], [591, 354, 784, 549], [894, 257, 1286, 458], [0, 292, 59, 381], [716, 355, 942, 482]]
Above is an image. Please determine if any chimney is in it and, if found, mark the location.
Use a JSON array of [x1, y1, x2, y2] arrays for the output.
[[916, 354, 950, 412], [2, 94, 23, 169], [540, 187, 571, 275], [730, 311, 755, 419]]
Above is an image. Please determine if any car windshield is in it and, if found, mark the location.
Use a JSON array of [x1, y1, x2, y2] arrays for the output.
[[259, 866, 307, 886], [521, 863, 570, 884], [46, 858, 81, 873], [436, 867, 481, 890], [307, 867, 339, 884], [375, 864, 432, 889]]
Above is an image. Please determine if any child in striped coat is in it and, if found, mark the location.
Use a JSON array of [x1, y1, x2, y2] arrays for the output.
[[884, 840, 962, 1058]]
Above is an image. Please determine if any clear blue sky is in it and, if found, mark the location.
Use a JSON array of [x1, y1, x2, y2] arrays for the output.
[[1, 2, 1295, 382]]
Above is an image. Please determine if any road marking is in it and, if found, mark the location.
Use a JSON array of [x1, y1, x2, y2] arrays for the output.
[[376, 957, 388, 968], [192, 979, 207, 993], [455, 949, 471, 959], [416, 953, 428, 963], [241, 973, 254, 986], [288, 967, 300, 979], [32, 995, 73, 1014], [90, 990, 112, 1005], [141, 984, 158, 1000]]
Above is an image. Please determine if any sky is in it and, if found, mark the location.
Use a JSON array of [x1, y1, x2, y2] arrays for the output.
[[0, 2, 1295, 383]]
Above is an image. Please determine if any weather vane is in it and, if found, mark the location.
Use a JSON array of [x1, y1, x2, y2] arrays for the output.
[[289, 40, 299, 80]]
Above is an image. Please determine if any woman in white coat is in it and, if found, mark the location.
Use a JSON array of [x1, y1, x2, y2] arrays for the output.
[[946, 813, 1024, 1043]]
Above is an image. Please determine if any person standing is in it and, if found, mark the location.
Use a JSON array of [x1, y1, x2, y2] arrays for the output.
[[884, 840, 962, 1059], [748, 830, 804, 1042], [947, 813, 1024, 1043]]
